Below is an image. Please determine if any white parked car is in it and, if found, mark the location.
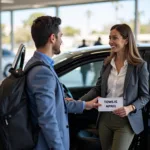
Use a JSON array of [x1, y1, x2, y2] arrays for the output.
[[1, 49, 15, 77]]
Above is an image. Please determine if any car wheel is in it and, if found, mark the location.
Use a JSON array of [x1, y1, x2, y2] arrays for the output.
[[3, 64, 12, 77]]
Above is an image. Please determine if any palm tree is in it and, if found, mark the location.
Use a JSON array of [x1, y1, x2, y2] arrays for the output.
[[112, 2, 122, 23], [85, 10, 92, 35]]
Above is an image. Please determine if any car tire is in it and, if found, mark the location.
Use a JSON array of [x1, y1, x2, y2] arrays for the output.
[[3, 64, 12, 77]]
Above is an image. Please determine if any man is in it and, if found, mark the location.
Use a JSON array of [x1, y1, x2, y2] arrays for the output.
[[25, 16, 100, 150], [78, 39, 87, 48], [91, 37, 103, 85], [94, 37, 102, 46], [78, 39, 91, 86]]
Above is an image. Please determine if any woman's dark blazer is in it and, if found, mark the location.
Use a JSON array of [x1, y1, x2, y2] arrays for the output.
[[81, 61, 150, 134]]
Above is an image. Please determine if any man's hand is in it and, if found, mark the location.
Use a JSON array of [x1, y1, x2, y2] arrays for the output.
[[85, 97, 101, 110], [65, 97, 73, 101], [113, 105, 135, 117]]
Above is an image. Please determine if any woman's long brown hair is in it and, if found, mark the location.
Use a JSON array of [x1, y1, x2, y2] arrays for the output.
[[105, 24, 143, 66]]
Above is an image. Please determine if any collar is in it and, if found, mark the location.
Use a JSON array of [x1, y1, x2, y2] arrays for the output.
[[110, 57, 128, 69], [35, 51, 54, 67]]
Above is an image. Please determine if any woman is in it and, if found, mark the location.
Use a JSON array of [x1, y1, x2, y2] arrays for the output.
[[81, 24, 150, 150]]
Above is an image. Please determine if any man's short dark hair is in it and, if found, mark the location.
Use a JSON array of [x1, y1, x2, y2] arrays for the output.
[[31, 16, 61, 49]]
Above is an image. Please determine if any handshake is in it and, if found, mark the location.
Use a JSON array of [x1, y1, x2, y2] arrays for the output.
[[65, 97, 101, 110]]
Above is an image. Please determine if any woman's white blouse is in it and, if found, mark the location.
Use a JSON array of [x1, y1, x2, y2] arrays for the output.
[[107, 58, 128, 98]]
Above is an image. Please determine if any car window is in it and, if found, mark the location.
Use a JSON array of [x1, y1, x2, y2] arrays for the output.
[[59, 61, 103, 87]]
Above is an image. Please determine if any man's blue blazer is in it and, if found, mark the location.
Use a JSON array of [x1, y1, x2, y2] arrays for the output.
[[25, 51, 84, 150]]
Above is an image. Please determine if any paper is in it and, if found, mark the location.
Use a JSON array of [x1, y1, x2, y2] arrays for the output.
[[98, 97, 123, 112]]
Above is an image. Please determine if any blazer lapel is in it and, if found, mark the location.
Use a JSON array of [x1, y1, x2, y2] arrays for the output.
[[48, 66, 68, 110], [33, 52, 67, 110], [123, 64, 134, 95], [101, 64, 112, 97]]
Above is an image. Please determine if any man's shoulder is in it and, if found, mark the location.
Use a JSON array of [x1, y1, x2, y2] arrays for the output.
[[24, 56, 36, 69], [25, 59, 52, 77]]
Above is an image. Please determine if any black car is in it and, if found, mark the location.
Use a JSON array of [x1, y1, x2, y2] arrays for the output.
[[12, 44, 150, 150], [53, 44, 150, 150], [1, 49, 15, 77]]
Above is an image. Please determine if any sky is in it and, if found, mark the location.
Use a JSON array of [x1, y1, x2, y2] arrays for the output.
[[1, 0, 150, 34]]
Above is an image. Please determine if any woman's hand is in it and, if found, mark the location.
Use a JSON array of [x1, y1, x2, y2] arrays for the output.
[[113, 105, 134, 117]]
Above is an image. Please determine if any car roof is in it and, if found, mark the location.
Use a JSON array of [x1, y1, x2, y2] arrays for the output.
[[53, 45, 110, 64], [53, 43, 150, 65]]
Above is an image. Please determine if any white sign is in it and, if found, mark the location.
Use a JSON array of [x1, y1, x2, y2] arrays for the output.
[[98, 97, 123, 112]]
